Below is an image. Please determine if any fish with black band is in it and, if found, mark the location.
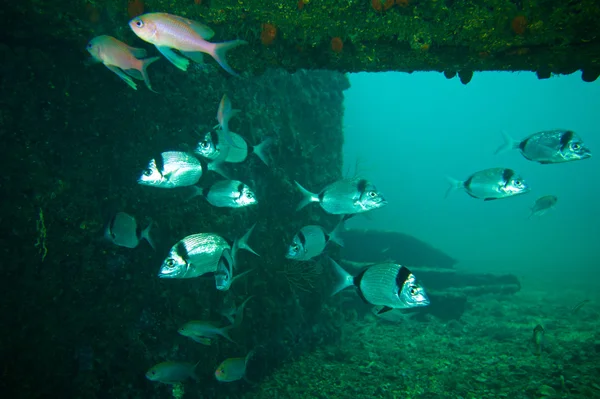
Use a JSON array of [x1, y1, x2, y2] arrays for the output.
[[446, 167, 530, 200], [286, 221, 344, 261], [294, 177, 387, 214], [329, 258, 429, 313], [158, 224, 258, 279], [187, 180, 257, 208], [194, 129, 273, 166], [105, 212, 155, 249], [495, 129, 591, 164]]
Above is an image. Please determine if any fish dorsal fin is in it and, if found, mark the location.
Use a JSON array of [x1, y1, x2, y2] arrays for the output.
[[559, 130, 574, 151], [169, 15, 215, 40]]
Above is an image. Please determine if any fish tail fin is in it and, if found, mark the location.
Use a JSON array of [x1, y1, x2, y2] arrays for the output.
[[218, 326, 237, 344], [328, 257, 355, 296], [185, 185, 205, 201], [140, 56, 161, 93], [140, 221, 156, 250], [294, 180, 319, 211], [209, 40, 248, 76], [207, 160, 230, 179], [228, 268, 255, 289], [253, 136, 274, 166], [494, 130, 520, 155], [444, 176, 463, 199], [328, 220, 345, 247], [233, 223, 259, 258], [232, 295, 255, 328]]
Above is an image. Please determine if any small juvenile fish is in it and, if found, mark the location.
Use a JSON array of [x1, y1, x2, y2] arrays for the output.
[[219, 294, 254, 325], [215, 351, 254, 382], [178, 319, 236, 346], [159, 225, 258, 279], [105, 212, 155, 249], [532, 324, 545, 356], [529, 195, 558, 218], [146, 361, 199, 384], [195, 130, 273, 166], [179, 295, 253, 345], [295, 177, 387, 215], [138, 151, 204, 188], [188, 180, 257, 208], [495, 130, 592, 164], [216, 94, 242, 148], [286, 221, 344, 261], [330, 259, 430, 313], [86, 35, 160, 92], [129, 13, 247, 76], [214, 248, 255, 291], [446, 167, 530, 201]]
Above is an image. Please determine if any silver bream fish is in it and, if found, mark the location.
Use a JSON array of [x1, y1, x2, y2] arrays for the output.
[[188, 180, 257, 208], [138, 151, 204, 188], [105, 212, 155, 249], [446, 167, 530, 201], [214, 248, 255, 291], [286, 222, 344, 261], [495, 130, 592, 164], [195, 129, 273, 166], [158, 225, 258, 279], [295, 177, 387, 215], [529, 195, 557, 218], [330, 259, 430, 313]]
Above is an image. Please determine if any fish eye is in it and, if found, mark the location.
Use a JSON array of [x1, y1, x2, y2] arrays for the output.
[[572, 143, 581, 150], [246, 192, 254, 198], [143, 168, 153, 176], [410, 286, 418, 295], [86, 43, 92, 49], [135, 19, 144, 28], [368, 191, 376, 198], [200, 141, 209, 149], [515, 180, 522, 186], [165, 259, 175, 267]]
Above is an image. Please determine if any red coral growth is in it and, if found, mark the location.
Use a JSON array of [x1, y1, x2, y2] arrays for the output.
[[85, 2, 100, 24], [396, 0, 410, 7], [194, 0, 203, 4], [511, 15, 527, 35], [127, 0, 144, 19], [298, 0, 307, 10], [371, 0, 394, 12], [261, 23, 277, 46], [331, 37, 343, 53]]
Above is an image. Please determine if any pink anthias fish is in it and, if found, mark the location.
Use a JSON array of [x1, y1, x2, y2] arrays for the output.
[[128, 13, 247, 76], [214, 350, 254, 383], [86, 35, 160, 92], [216, 94, 241, 148]]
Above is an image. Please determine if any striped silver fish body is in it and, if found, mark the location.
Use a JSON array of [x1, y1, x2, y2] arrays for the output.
[[463, 168, 529, 200], [205, 180, 256, 208], [286, 225, 327, 260], [320, 177, 386, 215], [138, 151, 203, 188], [159, 233, 230, 279], [519, 130, 591, 164], [356, 263, 429, 309], [105, 212, 139, 248]]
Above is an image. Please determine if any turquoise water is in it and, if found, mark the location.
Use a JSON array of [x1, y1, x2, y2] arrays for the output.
[[343, 72, 600, 291]]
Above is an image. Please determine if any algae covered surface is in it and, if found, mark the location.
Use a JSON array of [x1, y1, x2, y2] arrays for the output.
[[5, 0, 600, 78]]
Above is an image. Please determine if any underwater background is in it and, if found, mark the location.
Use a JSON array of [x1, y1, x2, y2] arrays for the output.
[[343, 72, 600, 289], [1, 1, 600, 398]]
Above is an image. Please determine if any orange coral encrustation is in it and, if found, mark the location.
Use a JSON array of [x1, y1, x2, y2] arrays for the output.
[[127, 0, 144, 19], [331, 37, 343, 53], [261, 23, 277, 46], [511, 15, 527, 35], [371, 0, 394, 12]]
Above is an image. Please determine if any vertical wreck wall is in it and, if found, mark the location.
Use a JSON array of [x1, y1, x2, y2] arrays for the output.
[[0, 39, 350, 398]]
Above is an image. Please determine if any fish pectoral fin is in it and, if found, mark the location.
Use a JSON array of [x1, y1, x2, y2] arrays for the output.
[[483, 197, 498, 201], [124, 68, 143, 80], [376, 306, 394, 315], [105, 65, 138, 90], [156, 46, 190, 71], [190, 336, 212, 345], [181, 51, 205, 64]]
